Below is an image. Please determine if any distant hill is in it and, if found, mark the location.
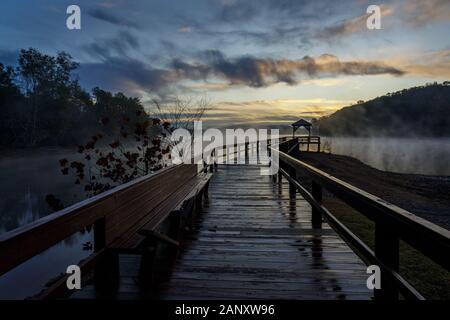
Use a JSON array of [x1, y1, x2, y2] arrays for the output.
[[316, 82, 450, 137]]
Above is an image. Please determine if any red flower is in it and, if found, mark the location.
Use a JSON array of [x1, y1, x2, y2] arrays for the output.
[[110, 141, 120, 148]]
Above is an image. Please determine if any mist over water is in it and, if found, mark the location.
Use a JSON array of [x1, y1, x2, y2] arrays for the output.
[[322, 137, 450, 176]]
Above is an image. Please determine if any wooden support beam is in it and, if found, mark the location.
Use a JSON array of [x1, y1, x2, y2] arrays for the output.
[[94, 248, 119, 297], [245, 142, 249, 164], [277, 162, 283, 183], [138, 240, 157, 290], [375, 222, 399, 300], [288, 166, 296, 197], [256, 140, 260, 163], [94, 217, 106, 252], [204, 180, 210, 199], [312, 181, 322, 229]]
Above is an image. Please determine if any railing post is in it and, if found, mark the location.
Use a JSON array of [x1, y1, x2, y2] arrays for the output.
[[256, 140, 260, 163], [375, 223, 399, 300], [278, 162, 283, 183], [213, 148, 218, 171], [245, 141, 249, 164], [288, 165, 296, 197], [94, 217, 119, 296], [138, 238, 157, 289], [234, 142, 238, 164], [223, 145, 227, 164], [168, 211, 182, 248], [311, 181, 322, 228], [94, 217, 106, 252], [209, 149, 215, 172]]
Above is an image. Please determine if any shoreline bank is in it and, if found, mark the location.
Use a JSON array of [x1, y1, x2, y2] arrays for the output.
[[297, 152, 450, 230]]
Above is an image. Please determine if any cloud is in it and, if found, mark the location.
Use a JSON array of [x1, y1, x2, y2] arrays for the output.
[[403, 0, 450, 26], [203, 0, 354, 50], [97, 1, 117, 9], [88, 8, 141, 29], [318, 5, 394, 39], [217, 0, 260, 22], [78, 56, 173, 98], [214, 0, 349, 23], [177, 26, 192, 33], [83, 31, 140, 61], [171, 51, 405, 88], [196, 25, 312, 48], [84, 31, 140, 60], [400, 49, 450, 78], [76, 48, 405, 98]]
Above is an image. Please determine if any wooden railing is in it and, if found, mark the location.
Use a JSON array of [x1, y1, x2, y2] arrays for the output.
[[0, 164, 199, 294], [272, 138, 450, 300], [207, 136, 289, 165], [297, 135, 321, 152]]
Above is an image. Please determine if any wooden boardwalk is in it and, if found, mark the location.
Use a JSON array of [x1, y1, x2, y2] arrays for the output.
[[156, 165, 372, 300], [4, 139, 448, 300]]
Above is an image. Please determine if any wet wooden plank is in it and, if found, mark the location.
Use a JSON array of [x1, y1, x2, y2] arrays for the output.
[[157, 165, 373, 300]]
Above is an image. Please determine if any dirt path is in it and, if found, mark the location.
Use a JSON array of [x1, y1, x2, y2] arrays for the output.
[[297, 152, 450, 230]]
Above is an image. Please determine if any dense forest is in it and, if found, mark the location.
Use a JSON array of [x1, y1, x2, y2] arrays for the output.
[[0, 48, 150, 148], [316, 83, 450, 137]]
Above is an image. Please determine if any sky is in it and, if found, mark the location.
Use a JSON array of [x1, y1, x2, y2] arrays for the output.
[[0, 0, 449, 128]]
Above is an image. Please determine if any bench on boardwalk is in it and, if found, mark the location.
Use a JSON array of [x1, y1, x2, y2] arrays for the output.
[[100, 171, 213, 294]]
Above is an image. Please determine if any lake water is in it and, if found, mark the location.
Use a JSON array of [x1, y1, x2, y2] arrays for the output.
[[0, 137, 449, 298], [321, 137, 450, 176], [0, 148, 93, 299]]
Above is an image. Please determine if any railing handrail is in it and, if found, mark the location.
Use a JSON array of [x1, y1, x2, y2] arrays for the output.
[[277, 166, 425, 300], [0, 165, 177, 240], [271, 141, 450, 300], [1, 138, 277, 251], [0, 164, 196, 276], [274, 148, 450, 263]]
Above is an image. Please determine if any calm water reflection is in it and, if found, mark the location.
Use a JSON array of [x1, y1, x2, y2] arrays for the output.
[[0, 148, 91, 299]]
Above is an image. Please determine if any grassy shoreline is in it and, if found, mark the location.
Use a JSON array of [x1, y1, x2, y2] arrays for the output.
[[324, 197, 450, 300]]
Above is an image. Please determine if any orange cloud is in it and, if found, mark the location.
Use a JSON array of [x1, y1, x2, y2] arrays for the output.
[[394, 50, 450, 78]]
